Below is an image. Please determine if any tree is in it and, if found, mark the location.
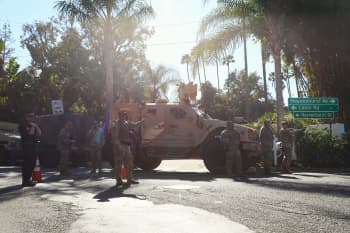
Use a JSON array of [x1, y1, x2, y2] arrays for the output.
[[191, 40, 210, 82], [199, 81, 233, 120], [222, 55, 235, 77], [144, 65, 180, 102], [200, 0, 254, 78], [55, 0, 154, 125], [190, 51, 202, 85], [181, 54, 191, 83], [224, 70, 267, 120]]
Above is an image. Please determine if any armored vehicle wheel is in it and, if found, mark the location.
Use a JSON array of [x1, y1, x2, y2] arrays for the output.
[[135, 150, 162, 171], [203, 139, 225, 174]]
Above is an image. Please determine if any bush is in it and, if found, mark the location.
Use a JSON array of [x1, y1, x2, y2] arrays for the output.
[[298, 128, 350, 167]]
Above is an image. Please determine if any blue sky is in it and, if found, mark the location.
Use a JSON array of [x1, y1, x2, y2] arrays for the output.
[[0, 0, 294, 102]]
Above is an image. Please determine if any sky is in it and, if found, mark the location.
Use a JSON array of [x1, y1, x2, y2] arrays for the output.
[[0, 0, 295, 102]]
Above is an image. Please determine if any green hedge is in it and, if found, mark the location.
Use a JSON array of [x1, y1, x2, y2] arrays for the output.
[[298, 128, 350, 167]]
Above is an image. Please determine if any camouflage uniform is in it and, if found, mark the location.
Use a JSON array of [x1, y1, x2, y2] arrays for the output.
[[280, 126, 293, 171], [220, 122, 242, 176], [111, 117, 142, 185], [87, 124, 105, 173], [259, 121, 274, 174], [57, 127, 74, 175]]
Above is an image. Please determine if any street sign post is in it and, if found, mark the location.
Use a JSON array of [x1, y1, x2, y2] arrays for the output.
[[293, 112, 334, 119], [288, 97, 338, 112], [51, 100, 64, 115], [288, 97, 338, 120]]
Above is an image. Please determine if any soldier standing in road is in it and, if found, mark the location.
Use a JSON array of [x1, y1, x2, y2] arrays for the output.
[[87, 121, 105, 174], [221, 121, 242, 177], [259, 120, 274, 175], [111, 111, 143, 186], [57, 121, 75, 176], [18, 112, 42, 187], [280, 121, 293, 173]]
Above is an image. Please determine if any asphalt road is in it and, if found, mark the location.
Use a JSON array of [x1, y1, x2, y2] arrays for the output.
[[0, 161, 349, 233]]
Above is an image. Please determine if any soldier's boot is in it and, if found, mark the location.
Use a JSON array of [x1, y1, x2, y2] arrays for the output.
[[116, 178, 124, 187], [127, 179, 139, 185]]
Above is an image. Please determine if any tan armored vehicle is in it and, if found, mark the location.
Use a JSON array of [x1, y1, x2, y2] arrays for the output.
[[113, 83, 260, 174]]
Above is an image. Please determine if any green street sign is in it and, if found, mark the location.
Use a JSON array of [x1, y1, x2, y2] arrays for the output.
[[288, 97, 339, 112], [293, 112, 334, 119]]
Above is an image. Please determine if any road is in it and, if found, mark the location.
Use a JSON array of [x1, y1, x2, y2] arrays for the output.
[[0, 160, 349, 233]]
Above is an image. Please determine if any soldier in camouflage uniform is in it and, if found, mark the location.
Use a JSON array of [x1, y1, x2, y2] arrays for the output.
[[87, 121, 105, 174], [220, 121, 242, 177], [259, 120, 274, 175], [280, 121, 293, 173], [111, 111, 143, 186], [57, 121, 75, 176]]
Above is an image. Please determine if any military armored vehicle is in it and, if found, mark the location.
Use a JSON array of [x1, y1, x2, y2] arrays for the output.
[[113, 83, 260, 174]]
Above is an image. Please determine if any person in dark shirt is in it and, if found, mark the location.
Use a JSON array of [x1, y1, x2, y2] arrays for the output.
[[259, 120, 274, 175], [18, 112, 41, 187]]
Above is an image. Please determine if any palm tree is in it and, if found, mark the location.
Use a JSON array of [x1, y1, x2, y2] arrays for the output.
[[55, 0, 153, 125], [181, 54, 191, 83], [222, 55, 235, 77], [191, 40, 209, 82], [260, 39, 269, 105], [190, 48, 203, 86], [145, 65, 180, 102], [200, 0, 253, 78]]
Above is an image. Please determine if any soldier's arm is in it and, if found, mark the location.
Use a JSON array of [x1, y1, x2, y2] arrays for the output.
[[130, 119, 144, 128], [34, 124, 42, 137]]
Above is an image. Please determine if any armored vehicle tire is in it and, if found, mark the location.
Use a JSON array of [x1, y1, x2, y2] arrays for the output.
[[135, 150, 162, 171], [203, 139, 226, 174]]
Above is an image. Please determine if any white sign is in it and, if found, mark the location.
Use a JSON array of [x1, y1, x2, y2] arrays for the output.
[[51, 100, 64, 115]]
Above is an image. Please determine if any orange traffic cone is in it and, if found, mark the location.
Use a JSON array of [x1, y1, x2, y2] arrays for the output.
[[32, 156, 42, 182], [121, 165, 127, 179]]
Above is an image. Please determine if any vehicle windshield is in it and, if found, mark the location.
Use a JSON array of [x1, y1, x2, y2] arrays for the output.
[[193, 107, 212, 119]]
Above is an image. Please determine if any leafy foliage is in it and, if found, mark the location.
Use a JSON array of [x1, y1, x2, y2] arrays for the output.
[[299, 128, 350, 167]]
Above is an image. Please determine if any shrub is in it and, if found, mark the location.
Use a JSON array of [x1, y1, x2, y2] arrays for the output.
[[298, 128, 350, 167]]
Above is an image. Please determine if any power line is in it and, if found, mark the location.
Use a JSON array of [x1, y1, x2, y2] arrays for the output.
[[149, 21, 201, 28], [147, 41, 196, 46]]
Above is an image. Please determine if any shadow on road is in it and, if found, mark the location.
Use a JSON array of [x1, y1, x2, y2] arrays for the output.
[[243, 178, 350, 198], [93, 186, 145, 202], [0, 184, 23, 196]]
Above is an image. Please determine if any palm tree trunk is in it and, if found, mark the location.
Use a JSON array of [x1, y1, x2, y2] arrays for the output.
[[186, 63, 190, 83], [202, 58, 207, 82], [215, 59, 220, 89], [197, 64, 202, 85], [261, 44, 268, 104], [104, 17, 114, 127], [274, 48, 284, 129], [243, 18, 248, 77]]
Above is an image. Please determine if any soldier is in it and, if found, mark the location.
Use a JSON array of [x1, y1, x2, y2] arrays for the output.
[[57, 121, 75, 176], [259, 120, 274, 175], [111, 111, 143, 186], [18, 112, 41, 187], [280, 121, 293, 173], [87, 121, 105, 174], [220, 121, 242, 177]]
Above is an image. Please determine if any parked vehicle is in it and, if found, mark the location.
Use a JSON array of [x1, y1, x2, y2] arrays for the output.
[[0, 122, 21, 165]]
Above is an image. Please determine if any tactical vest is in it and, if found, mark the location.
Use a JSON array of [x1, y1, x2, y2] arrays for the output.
[[221, 129, 240, 148], [119, 121, 131, 145]]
